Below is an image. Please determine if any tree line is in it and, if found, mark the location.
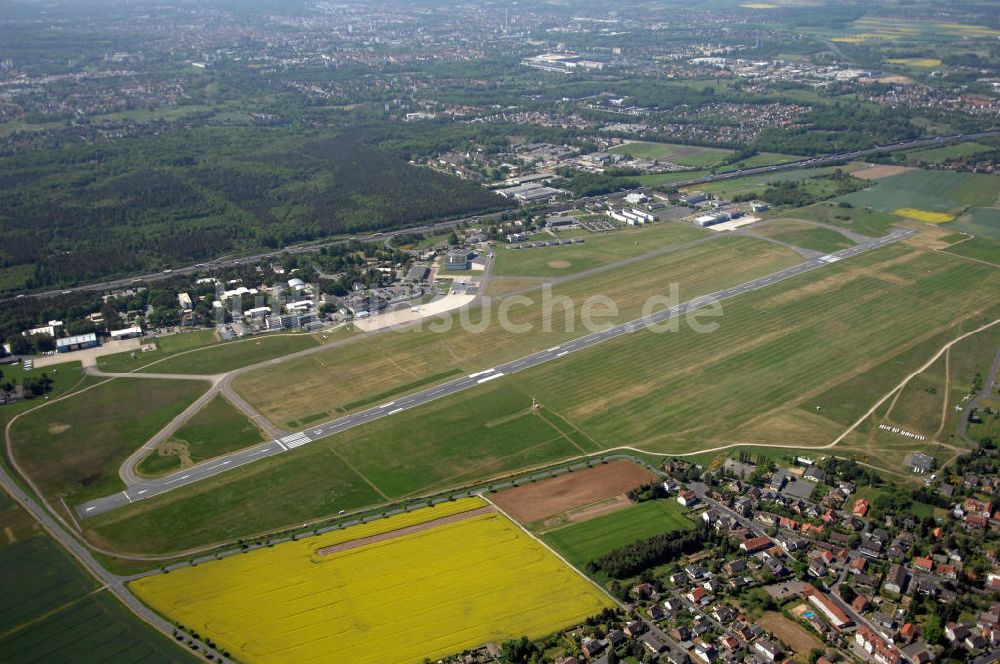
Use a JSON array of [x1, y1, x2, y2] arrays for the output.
[[586, 525, 717, 578]]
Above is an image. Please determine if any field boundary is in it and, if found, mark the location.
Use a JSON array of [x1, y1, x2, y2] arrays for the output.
[[315, 505, 494, 556], [482, 494, 623, 608]]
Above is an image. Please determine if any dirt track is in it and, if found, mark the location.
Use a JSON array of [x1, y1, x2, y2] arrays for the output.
[[489, 460, 656, 524], [315, 505, 495, 556]]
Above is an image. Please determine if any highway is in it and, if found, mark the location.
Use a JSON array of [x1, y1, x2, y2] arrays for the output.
[[6, 128, 996, 305], [76, 227, 914, 519]]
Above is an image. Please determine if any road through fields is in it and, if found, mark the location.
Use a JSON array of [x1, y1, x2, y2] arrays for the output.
[[75, 228, 914, 519]]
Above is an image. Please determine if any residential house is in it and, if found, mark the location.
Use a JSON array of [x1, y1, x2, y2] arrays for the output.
[[740, 535, 772, 555], [624, 620, 646, 637], [753, 639, 782, 662], [688, 586, 710, 605], [884, 564, 910, 595], [581, 639, 604, 658], [677, 489, 699, 507]]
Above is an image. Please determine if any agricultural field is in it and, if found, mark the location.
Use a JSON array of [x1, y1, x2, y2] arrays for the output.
[[885, 57, 941, 68], [542, 499, 695, 571], [895, 208, 954, 223], [130, 500, 612, 664], [834, 169, 999, 216], [490, 459, 656, 524], [820, 16, 1000, 43], [136, 394, 266, 477], [750, 219, 857, 253], [0, 532, 194, 663], [10, 377, 208, 505], [904, 142, 994, 165], [610, 142, 793, 171], [233, 235, 801, 429], [944, 207, 1000, 242], [492, 221, 707, 278]]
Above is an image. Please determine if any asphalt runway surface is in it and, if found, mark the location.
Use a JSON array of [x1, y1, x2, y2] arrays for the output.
[[76, 227, 913, 519]]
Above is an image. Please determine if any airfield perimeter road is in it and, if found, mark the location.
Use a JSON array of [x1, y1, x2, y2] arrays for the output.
[[5, 128, 996, 305], [76, 227, 915, 519]]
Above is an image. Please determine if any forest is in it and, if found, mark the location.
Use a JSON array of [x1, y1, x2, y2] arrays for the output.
[[0, 126, 509, 293]]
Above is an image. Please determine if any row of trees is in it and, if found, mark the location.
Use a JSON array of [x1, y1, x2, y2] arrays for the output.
[[587, 525, 717, 579]]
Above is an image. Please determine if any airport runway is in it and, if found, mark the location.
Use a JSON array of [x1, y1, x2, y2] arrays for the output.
[[76, 227, 914, 519]]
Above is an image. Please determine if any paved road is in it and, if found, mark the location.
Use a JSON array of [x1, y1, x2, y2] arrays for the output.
[[76, 228, 914, 519], [7, 129, 996, 305]]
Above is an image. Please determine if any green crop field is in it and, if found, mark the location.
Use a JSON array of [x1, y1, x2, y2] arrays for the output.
[[0, 536, 97, 629], [0, 535, 195, 662], [784, 203, 901, 237], [137, 394, 266, 477], [234, 236, 802, 429], [493, 222, 707, 278], [10, 377, 208, 504], [834, 169, 999, 214], [542, 500, 695, 570], [609, 141, 732, 166], [752, 219, 857, 253], [944, 207, 1000, 242], [904, 142, 993, 165]]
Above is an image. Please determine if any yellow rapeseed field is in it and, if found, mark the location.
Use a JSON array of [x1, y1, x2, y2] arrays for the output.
[[894, 208, 955, 223], [887, 58, 942, 68], [131, 500, 613, 664]]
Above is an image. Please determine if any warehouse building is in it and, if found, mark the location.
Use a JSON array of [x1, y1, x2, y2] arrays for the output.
[[405, 265, 431, 282], [445, 250, 471, 270], [109, 326, 143, 340], [56, 333, 100, 353]]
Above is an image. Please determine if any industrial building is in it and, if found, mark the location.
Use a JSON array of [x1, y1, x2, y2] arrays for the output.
[[405, 265, 431, 282], [56, 333, 100, 353], [497, 182, 565, 204], [545, 216, 577, 229], [445, 250, 471, 270], [109, 326, 143, 340]]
